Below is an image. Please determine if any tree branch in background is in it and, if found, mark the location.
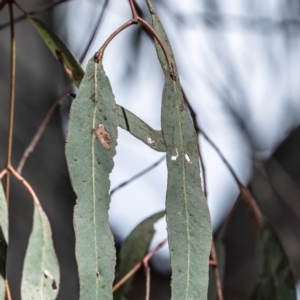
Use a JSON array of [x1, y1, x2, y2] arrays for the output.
[[79, 0, 108, 62], [183, 91, 263, 230], [0, 0, 72, 31], [113, 238, 168, 293], [17, 82, 72, 174], [110, 156, 165, 196], [5, 1, 16, 204], [16, 0, 109, 174]]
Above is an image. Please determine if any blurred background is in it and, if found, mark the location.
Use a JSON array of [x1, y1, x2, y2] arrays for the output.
[[1, 0, 300, 299]]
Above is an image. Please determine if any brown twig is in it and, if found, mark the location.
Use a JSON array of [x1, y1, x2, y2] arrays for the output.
[[129, 0, 138, 22], [5, 279, 11, 300], [0, 169, 7, 180], [5, 1, 16, 203], [17, 82, 72, 174], [113, 238, 168, 292], [9, 165, 39, 206], [143, 260, 151, 300], [137, 17, 175, 80], [94, 0, 175, 78], [79, 0, 108, 63], [183, 94, 263, 229], [110, 156, 165, 196], [211, 242, 224, 300], [94, 19, 136, 62], [0, 0, 7, 11], [13, 1, 27, 15]]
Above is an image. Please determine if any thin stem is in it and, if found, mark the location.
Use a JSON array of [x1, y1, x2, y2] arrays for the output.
[[128, 0, 138, 21], [0, 0, 7, 11], [137, 17, 175, 80], [79, 0, 108, 63], [5, 279, 11, 300], [144, 264, 151, 300], [13, 1, 26, 15], [112, 262, 142, 293], [9, 166, 39, 206], [94, 19, 135, 62], [17, 83, 72, 174], [183, 94, 263, 229], [211, 242, 224, 300], [113, 238, 167, 292], [0, 169, 7, 180], [110, 156, 165, 196], [5, 1, 16, 202]]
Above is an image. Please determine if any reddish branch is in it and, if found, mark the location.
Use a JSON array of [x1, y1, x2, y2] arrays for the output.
[[113, 238, 168, 292], [94, 1, 175, 79]]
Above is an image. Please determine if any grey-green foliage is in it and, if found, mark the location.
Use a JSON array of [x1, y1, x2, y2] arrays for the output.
[[114, 211, 165, 300], [251, 221, 297, 300], [21, 195, 60, 300], [0, 182, 7, 299], [66, 59, 118, 299], [146, 1, 212, 299], [117, 105, 166, 152], [29, 16, 84, 87]]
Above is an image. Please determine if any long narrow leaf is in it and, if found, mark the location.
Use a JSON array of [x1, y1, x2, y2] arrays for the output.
[[146, 2, 212, 299], [117, 105, 166, 152], [21, 195, 60, 299], [0, 182, 7, 299], [251, 221, 297, 300], [29, 16, 84, 87], [66, 58, 118, 299], [114, 211, 165, 300]]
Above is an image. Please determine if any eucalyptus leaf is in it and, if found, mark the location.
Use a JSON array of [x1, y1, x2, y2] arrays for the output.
[[0, 182, 7, 300], [117, 105, 166, 152], [146, 2, 212, 299], [29, 16, 84, 87], [21, 195, 60, 299], [114, 211, 165, 300], [66, 58, 118, 299], [251, 221, 297, 300]]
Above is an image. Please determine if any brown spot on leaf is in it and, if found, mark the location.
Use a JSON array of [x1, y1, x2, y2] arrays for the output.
[[95, 124, 112, 149], [90, 93, 96, 102]]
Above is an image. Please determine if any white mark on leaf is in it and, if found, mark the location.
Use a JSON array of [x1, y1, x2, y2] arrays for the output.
[[171, 149, 179, 161], [185, 154, 192, 164], [146, 136, 155, 144]]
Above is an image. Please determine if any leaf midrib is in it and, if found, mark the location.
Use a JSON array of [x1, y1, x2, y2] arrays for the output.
[[92, 62, 99, 298]]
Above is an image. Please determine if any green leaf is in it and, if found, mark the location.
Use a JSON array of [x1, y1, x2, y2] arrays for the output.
[[251, 220, 297, 300], [114, 211, 165, 300], [29, 16, 84, 87], [66, 58, 118, 299], [0, 182, 8, 299], [146, 2, 212, 299], [117, 105, 166, 152], [21, 195, 60, 299]]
